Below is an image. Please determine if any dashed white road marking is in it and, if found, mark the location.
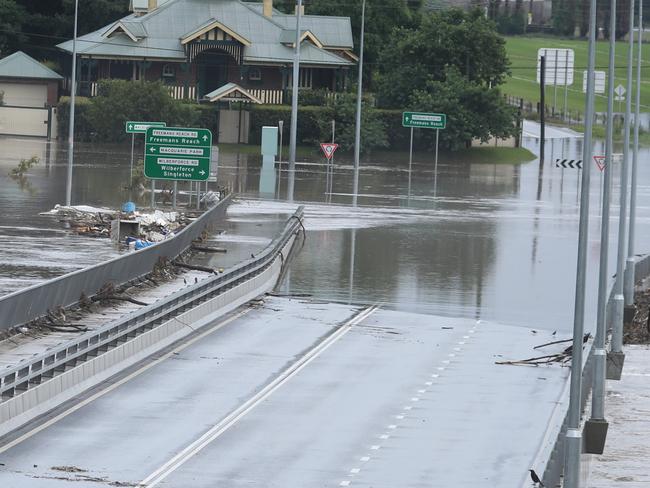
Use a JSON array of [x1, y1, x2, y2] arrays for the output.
[[431, 373, 440, 378], [141, 305, 379, 488], [340, 481, 351, 486], [417, 389, 426, 393], [404, 405, 412, 410], [370, 445, 381, 450], [350, 468, 360, 474], [425, 381, 433, 386], [360, 456, 370, 462], [411, 397, 420, 402], [388, 424, 397, 429], [396, 415, 405, 419], [380, 434, 390, 440]]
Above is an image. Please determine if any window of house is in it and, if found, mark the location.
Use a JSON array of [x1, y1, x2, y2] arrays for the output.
[[248, 67, 262, 81], [162, 64, 175, 78]]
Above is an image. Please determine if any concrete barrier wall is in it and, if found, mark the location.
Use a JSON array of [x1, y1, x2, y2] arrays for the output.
[[0, 195, 232, 332], [0, 232, 296, 438]]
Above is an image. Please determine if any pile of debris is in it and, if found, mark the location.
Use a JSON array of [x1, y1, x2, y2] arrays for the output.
[[41, 205, 199, 245], [496, 333, 591, 366]]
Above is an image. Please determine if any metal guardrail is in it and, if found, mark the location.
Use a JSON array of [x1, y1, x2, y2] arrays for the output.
[[0, 195, 232, 333], [0, 206, 304, 401]]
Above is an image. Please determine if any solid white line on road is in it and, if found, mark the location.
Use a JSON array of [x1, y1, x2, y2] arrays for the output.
[[141, 305, 379, 488], [0, 307, 253, 456]]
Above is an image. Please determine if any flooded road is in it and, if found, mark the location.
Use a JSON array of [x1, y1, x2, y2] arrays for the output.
[[1, 129, 649, 333]]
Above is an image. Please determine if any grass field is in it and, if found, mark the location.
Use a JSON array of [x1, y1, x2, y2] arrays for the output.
[[503, 36, 650, 114]]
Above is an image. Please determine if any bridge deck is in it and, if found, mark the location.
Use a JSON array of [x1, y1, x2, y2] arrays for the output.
[[0, 297, 570, 487]]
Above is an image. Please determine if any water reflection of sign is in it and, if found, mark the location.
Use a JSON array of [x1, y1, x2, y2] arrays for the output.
[[320, 143, 339, 160], [144, 127, 212, 181], [582, 71, 606, 94], [594, 155, 606, 172]]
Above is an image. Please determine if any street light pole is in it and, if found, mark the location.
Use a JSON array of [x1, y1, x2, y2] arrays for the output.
[[611, 0, 635, 373], [585, 0, 617, 453], [65, 0, 79, 207], [287, 0, 303, 202], [564, 0, 597, 482], [625, 0, 643, 306], [352, 0, 366, 206]]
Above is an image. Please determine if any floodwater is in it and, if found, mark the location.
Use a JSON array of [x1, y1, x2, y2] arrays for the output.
[[1, 124, 649, 334]]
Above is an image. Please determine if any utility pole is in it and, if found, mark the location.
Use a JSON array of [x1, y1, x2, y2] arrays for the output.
[[352, 0, 366, 205], [563, 0, 597, 483], [611, 0, 635, 377], [625, 0, 643, 306], [584, 0, 617, 455], [65, 0, 79, 206], [287, 0, 303, 202]]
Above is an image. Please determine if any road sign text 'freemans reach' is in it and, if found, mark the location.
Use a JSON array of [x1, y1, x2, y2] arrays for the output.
[[402, 112, 447, 129]]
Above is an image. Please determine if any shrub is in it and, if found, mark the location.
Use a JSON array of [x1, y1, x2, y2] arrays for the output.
[[87, 80, 198, 142], [57, 96, 94, 141]]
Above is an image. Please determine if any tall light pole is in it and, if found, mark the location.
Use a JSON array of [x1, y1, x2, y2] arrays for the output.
[[610, 0, 635, 374], [584, 0, 617, 454], [65, 0, 79, 206], [352, 0, 366, 206], [287, 0, 303, 202], [563, 0, 597, 482], [625, 0, 643, 305]]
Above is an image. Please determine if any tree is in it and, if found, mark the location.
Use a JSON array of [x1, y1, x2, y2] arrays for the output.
[[376, 8, 510, 108], [409, 68, 517, 150], [0, 0, 26, 57], [9, 0, 128, 60], [275, 0, 423, 87]]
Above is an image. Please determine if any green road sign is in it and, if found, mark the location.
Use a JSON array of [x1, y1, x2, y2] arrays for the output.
[[125, 121, 166, 134], [144, 127, 212, 181], [402, 112, 446, 129]]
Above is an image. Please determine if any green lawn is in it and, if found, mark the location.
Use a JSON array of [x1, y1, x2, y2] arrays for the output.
[[503, 36, 650, 114]]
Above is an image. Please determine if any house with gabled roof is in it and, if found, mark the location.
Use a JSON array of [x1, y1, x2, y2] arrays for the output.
[[56, 0, 355, 104]]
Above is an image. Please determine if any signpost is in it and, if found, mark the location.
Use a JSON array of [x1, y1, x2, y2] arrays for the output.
[[320, 143, 339, 160], [144, 127, 212, 210], [537, 48, 575, 118], [594, 155, 606, 172], [583, 71, 606, 95], [144, 127, 212, 181], [125, 121, 166, 188], [403, 111, 447, 198]]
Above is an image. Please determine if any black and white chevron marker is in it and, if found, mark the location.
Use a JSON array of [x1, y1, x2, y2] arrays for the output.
[[555, 158, 583, 169]]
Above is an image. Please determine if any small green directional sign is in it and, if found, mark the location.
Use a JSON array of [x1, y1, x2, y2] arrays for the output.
[[402, 112, 446, 129], [144, 127, 212, 181], [125, 121, 166, 134]]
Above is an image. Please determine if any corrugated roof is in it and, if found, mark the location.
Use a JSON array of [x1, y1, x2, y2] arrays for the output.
[[0, 51, 63, 80], [272, 13, 354, 49], [57, 0, 353, 66]]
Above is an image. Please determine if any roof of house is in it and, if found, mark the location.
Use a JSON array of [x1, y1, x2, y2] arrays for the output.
[[0, 51, 63, 80], [57, 0, 353, 67], [203, 82, 262, 103]]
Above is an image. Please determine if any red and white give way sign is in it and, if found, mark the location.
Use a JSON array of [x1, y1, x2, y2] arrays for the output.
[[594, 155, 606, 172], [320, 143, 339, 160]]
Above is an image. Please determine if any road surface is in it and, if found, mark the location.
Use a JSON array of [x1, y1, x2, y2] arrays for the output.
[[0, 297, 571, 487]]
